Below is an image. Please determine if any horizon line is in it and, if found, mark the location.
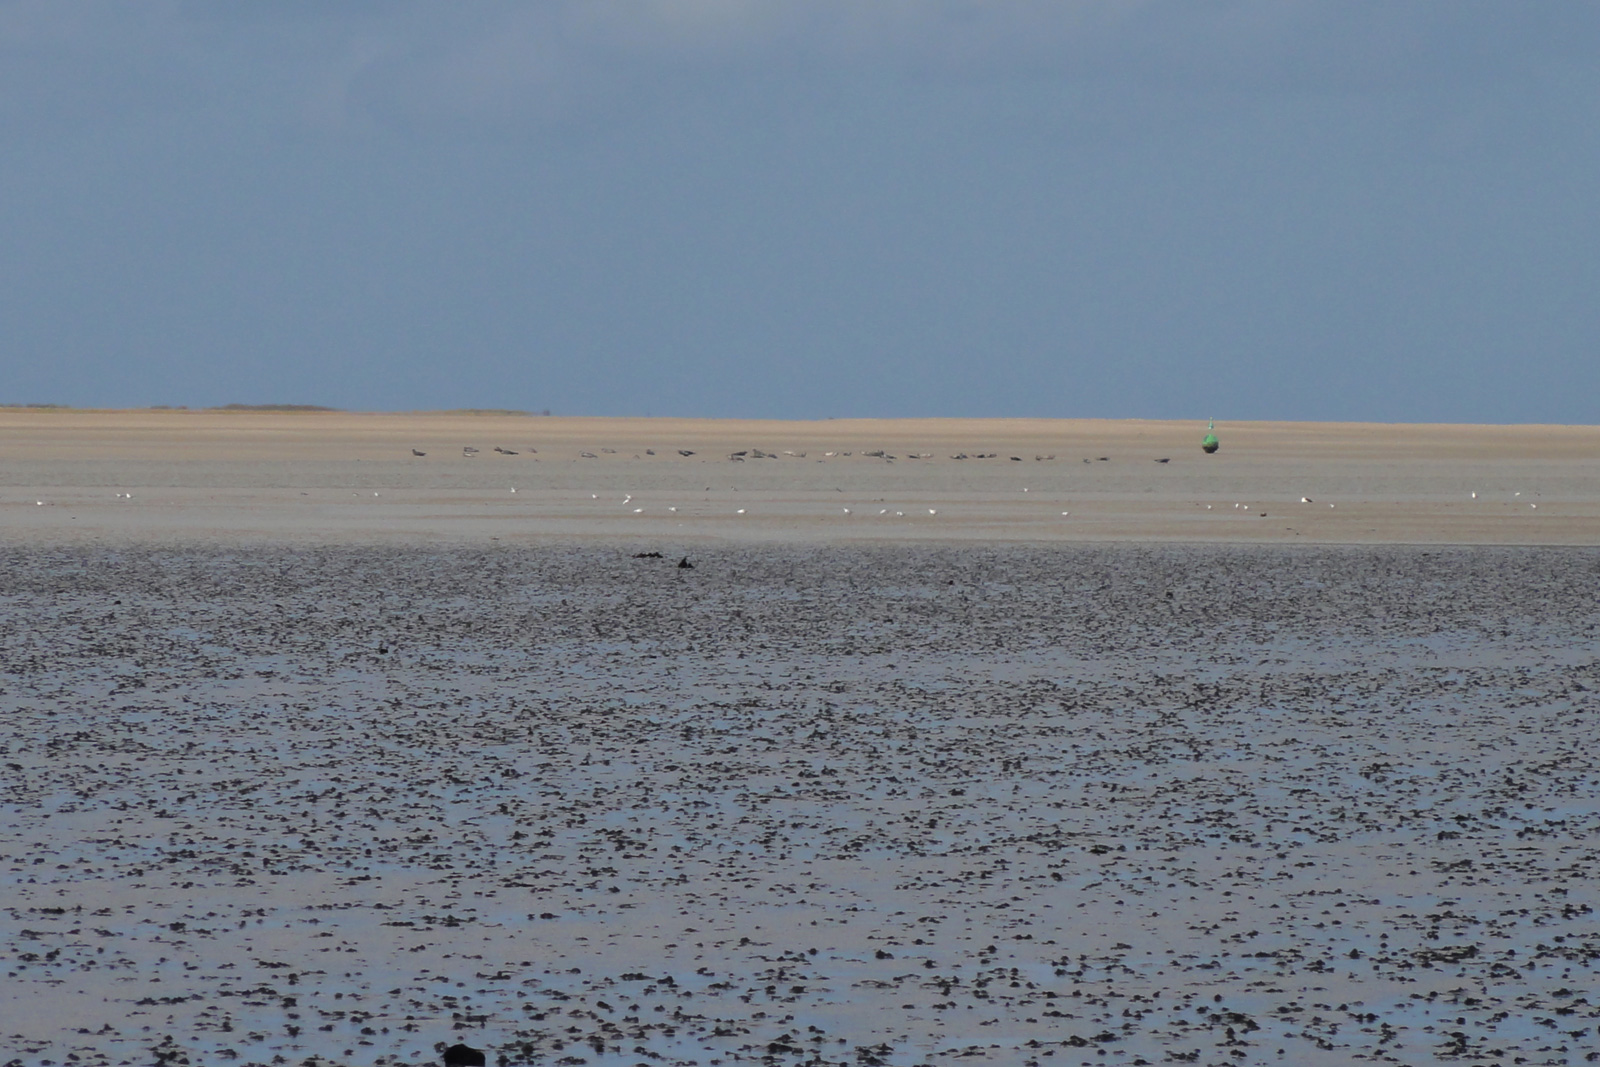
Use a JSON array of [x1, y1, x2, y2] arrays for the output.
[[1, 404, 1597, 430]]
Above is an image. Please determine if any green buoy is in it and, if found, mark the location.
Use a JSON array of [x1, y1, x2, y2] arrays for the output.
[[1201, 418, 1219, 454]]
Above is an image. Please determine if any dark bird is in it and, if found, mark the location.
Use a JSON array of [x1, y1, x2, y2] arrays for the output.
[[678, 557, 694, 569], [443, 1043, 486, 1067], [411, 449, 426, 457], [678, 449, 695, 456]]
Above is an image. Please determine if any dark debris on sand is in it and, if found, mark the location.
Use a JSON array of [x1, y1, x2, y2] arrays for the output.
[[1, 543, 1598, 1066]]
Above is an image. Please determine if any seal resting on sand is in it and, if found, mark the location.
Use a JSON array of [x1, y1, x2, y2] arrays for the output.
[[443, 1043, 486, 1066]]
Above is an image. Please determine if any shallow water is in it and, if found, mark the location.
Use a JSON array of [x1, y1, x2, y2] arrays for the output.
[[2, 543, 1598, 1067]]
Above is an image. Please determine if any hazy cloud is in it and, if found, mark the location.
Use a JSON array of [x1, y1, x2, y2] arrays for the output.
[[4, 1, 1593, 135]]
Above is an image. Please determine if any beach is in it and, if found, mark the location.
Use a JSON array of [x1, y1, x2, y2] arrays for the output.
[[1, 413, 1598, 1066], [2, 409, 1598, 545]]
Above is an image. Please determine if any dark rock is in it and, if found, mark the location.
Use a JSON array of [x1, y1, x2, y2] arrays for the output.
[[443, 1043, 486, 1067]]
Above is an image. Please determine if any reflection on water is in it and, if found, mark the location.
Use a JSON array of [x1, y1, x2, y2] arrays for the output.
[[2, 543, 1597, 1066]]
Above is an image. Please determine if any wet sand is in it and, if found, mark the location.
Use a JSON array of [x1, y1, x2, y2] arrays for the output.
[[2, 410, 1598, 545], [1, 414, 1598, 1066]]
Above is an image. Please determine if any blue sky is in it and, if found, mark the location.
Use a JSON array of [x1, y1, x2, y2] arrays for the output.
[[1, 1, 1596, 422]]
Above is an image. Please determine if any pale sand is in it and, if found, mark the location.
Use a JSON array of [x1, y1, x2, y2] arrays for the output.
[[2, 409, 1597, 545]]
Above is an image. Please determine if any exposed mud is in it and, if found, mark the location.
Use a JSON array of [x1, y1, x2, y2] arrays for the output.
[[2, 543, 1597, 1066]]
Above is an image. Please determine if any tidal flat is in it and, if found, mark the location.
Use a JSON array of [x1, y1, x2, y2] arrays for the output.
[[2, 543, 1597, 1067]]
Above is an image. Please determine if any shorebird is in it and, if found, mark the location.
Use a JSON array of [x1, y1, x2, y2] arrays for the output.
[[411, 449, 426, 457]]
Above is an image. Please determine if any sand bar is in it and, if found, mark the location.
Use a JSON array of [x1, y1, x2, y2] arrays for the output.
[[2, 409, 1597, 545]]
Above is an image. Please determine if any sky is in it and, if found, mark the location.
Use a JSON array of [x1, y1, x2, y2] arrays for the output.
[[1, 1, 1596, 423]]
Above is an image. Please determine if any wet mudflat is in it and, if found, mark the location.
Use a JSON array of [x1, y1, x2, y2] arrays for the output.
[[1, 542, 1597, 1067]]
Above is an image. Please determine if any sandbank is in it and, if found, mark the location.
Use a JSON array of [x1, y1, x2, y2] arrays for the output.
[[2, 409, 1597, 545]]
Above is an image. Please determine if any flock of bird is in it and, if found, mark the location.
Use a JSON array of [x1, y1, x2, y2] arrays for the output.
[[2, 542, 1596, 1066], [417, 448, 1067, 464], [9, 488, 1550, 520], [4, 446, 1554, 523]]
